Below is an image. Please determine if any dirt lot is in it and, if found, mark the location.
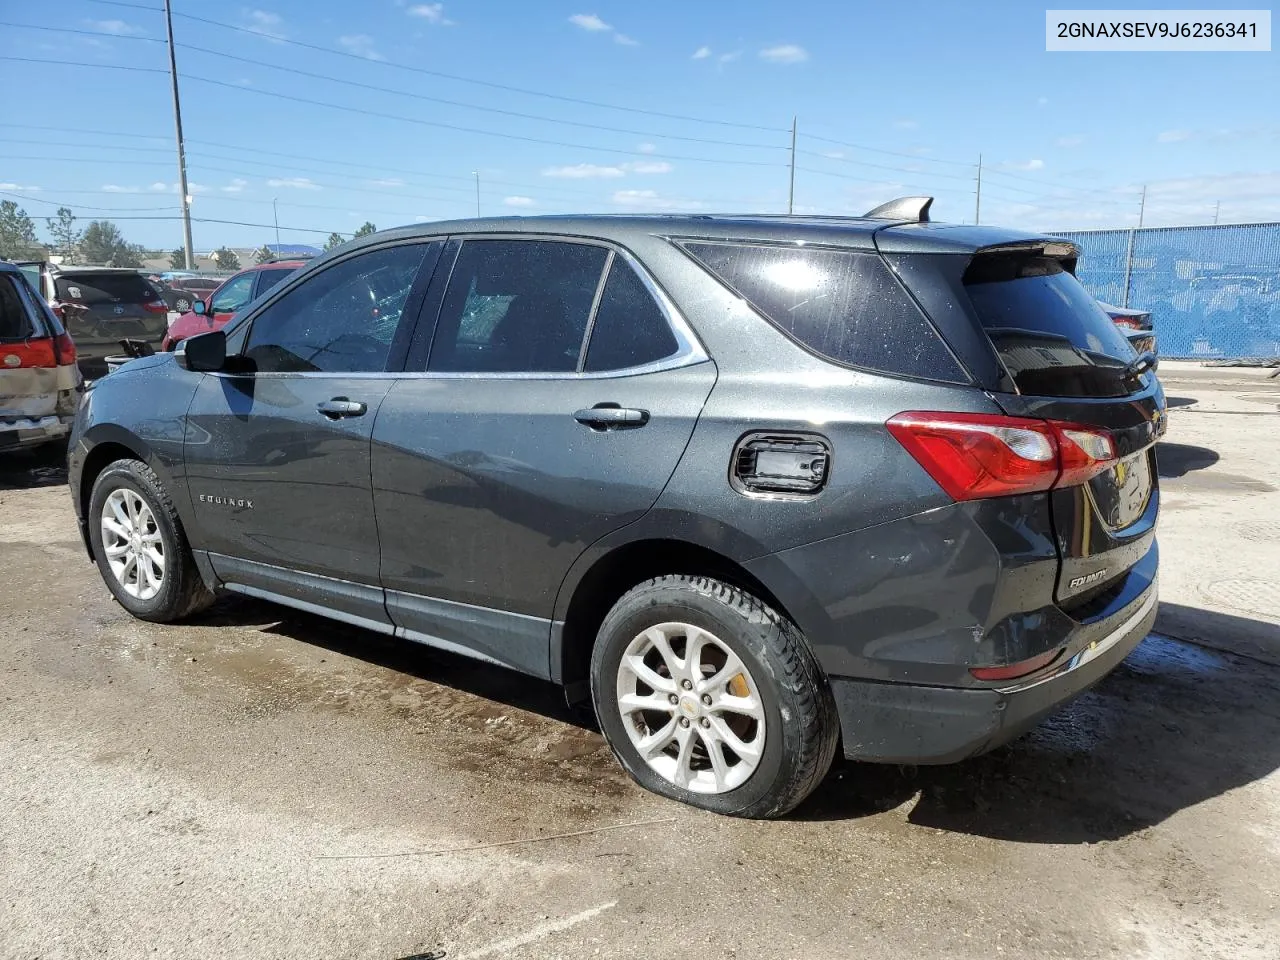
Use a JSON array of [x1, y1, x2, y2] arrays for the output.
[[2, 372, 1279, 960]]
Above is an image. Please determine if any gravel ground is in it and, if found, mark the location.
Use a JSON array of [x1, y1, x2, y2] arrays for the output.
[[1, 375, 1278, 960]]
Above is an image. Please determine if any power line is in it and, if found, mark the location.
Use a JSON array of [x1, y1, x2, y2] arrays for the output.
[[795, 148, 978, 184], [158, 8, 789, 134], [173, 42, 786, 151], [0, 56, 166, 75], [3, 124, 170, 142], [802, 132, 974, 167], [0, 190, 181, 212], [0, 20, 164, 42]]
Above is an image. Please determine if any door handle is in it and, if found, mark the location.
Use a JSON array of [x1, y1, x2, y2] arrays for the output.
[[317, 397, 368, 419], [573, 405, 650, 430]]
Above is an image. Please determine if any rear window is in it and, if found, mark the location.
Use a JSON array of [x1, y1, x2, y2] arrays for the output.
[[964, 253, 1138, 398], [55, 273, 158, 304], [0, 276, 36, 341], [680, 241, 964, 381]]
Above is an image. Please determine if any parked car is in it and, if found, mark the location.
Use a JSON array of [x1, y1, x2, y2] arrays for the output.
[[68, 202, 1164, 818], [1, 260, 82, 453], [161, 276, 223, 314], [161, 261, 305, 351], [21, 263, 169, 376], [1099, 301, 1156, 355]]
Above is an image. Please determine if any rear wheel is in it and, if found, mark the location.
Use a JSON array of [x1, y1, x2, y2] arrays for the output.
[[591, 575, 838, 818], [173, 296, 191, 313], [88, 459, 214, 622]]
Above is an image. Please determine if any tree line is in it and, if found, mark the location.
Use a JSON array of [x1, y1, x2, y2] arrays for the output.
[[1, 200, 377, 269]]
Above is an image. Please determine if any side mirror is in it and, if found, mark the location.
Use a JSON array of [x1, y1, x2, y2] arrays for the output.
[[176, 330, 227, 372], [192, 299, 208, 315]]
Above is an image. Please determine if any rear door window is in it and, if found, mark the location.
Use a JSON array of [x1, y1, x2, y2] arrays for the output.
[[584, 258, 679, 372], [54, 273, 157, 304], [254, 267, 295, 299], [680, 241, 963, 381], [427, 239, 608, 373], [963, 252, 1137, 398]]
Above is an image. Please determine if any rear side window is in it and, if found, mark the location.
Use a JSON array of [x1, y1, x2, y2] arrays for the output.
[[680, 241, 963, 381], [0, 276, 36, 340], [428, 239, 608, 373], [584, 258, 679, 372], [964, 253, 1137, 398], [254, 267, 295, 298], [54, 273, 156, 304]]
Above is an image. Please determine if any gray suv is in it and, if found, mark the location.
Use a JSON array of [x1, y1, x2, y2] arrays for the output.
[[67, 200, 1164, 817]]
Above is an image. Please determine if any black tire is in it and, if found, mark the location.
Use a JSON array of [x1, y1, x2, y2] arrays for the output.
[[591, 575, 839, 818], [173, 297, 191, 313], [87, 458, 215, 623]]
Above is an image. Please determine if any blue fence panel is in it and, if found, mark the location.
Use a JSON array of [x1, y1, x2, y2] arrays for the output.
[[1054, 223, 1280, 359]]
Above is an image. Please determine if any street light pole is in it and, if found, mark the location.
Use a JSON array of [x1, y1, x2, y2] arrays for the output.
[[974, 154, 983, 225], [163, 0, 195, 271], [474, 171, 481, 217], [273, 198, 281, 251], [787, 116, 797, 215]]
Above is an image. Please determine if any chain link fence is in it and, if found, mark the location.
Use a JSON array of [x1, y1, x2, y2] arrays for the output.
[[1053, 223, 1280, 359]]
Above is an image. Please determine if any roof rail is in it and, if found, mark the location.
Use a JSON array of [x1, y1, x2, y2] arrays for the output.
[[862, 196, 934, 222]]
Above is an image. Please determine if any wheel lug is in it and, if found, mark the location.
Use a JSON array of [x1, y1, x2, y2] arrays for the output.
[[681, 679, 693, 690], [699, 717, 710, 728], [679, 717, 691, 728], [668, 694, 679, 705], [701, 694, 712, 706]]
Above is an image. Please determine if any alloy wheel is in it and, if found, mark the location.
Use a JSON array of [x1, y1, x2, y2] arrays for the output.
[[615, 622, 766, 795], [100, 488, 166, 601]]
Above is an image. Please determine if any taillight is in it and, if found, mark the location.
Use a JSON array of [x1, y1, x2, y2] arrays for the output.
[[0, 339, 58, 369], [1111, 316, 1142, 330], [143, 300, 169, 314], [886, 411, 1116, 501], [49, 300, 65, 320], [52, 332, 77, 366]]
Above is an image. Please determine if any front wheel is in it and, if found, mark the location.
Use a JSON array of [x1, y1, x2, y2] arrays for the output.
[[88, 459, 214, 622], [591, 575, 838, 818], [173, 297, 191, 313]]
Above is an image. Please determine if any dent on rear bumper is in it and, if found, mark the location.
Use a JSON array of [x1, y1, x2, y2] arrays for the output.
[[832, 584, 1158, 763]]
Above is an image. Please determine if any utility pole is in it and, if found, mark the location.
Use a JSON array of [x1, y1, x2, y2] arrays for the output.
[[974, 154, 983, 225], [473, 171, 481, 218], [1213, 200, 1220, 225], [272, 198, 281, 251], [1137, 184, 1147, 229], [787, 116, 797, 215], [163, 0, 194, 271]]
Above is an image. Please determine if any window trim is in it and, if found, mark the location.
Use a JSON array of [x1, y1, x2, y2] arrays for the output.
[[412, 232, 708, 381]]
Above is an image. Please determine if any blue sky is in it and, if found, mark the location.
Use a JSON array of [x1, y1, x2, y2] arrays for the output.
[[1, 0, 1276, 251]]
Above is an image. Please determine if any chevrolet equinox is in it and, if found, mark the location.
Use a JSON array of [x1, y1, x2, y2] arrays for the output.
[[68, 199, 1164, 818]]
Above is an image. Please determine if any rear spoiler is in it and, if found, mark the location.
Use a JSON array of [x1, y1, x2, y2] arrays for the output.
[[968, 240, 1081, 277]]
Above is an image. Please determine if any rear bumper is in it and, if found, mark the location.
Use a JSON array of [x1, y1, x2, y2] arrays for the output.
[[0, 415, 71, 450], [831, 585, 1158, 763]]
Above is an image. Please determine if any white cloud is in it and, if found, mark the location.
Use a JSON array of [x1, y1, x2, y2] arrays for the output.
[[1056, 135, 1085, 148], [1158, 129, 1192, 143], [542, 163, 626, 179], [0, 183, 39, 191], [893, 119, 918, 130], [367, 177, 405, 188], [101, 185, 140, 193], [719, 50, 741, 63], [222, 179, 248, 194], [146, 182, 208, 195], [1037, 96, 1050, 107], [612, 189, 706, 211], [1003, 158, 1045, 171], [84, 19, 136, 35], [625, 160, 673, 175], [243, 9, 286, 42], [149, 182, 168, 192], [637, 142, 657, 154], [267, 177, 321, 191], [407, 3, 454, 25], [759, 44, 808, 64], [614, 33, 639, 46], [569, 13, 611, 31], [338, 34, 384, 60], [503, 196, 536, 208], [692, 45, 712, 59]]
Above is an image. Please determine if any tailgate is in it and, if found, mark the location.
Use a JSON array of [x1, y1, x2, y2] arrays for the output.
[[949, 242, 1165, 607]]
